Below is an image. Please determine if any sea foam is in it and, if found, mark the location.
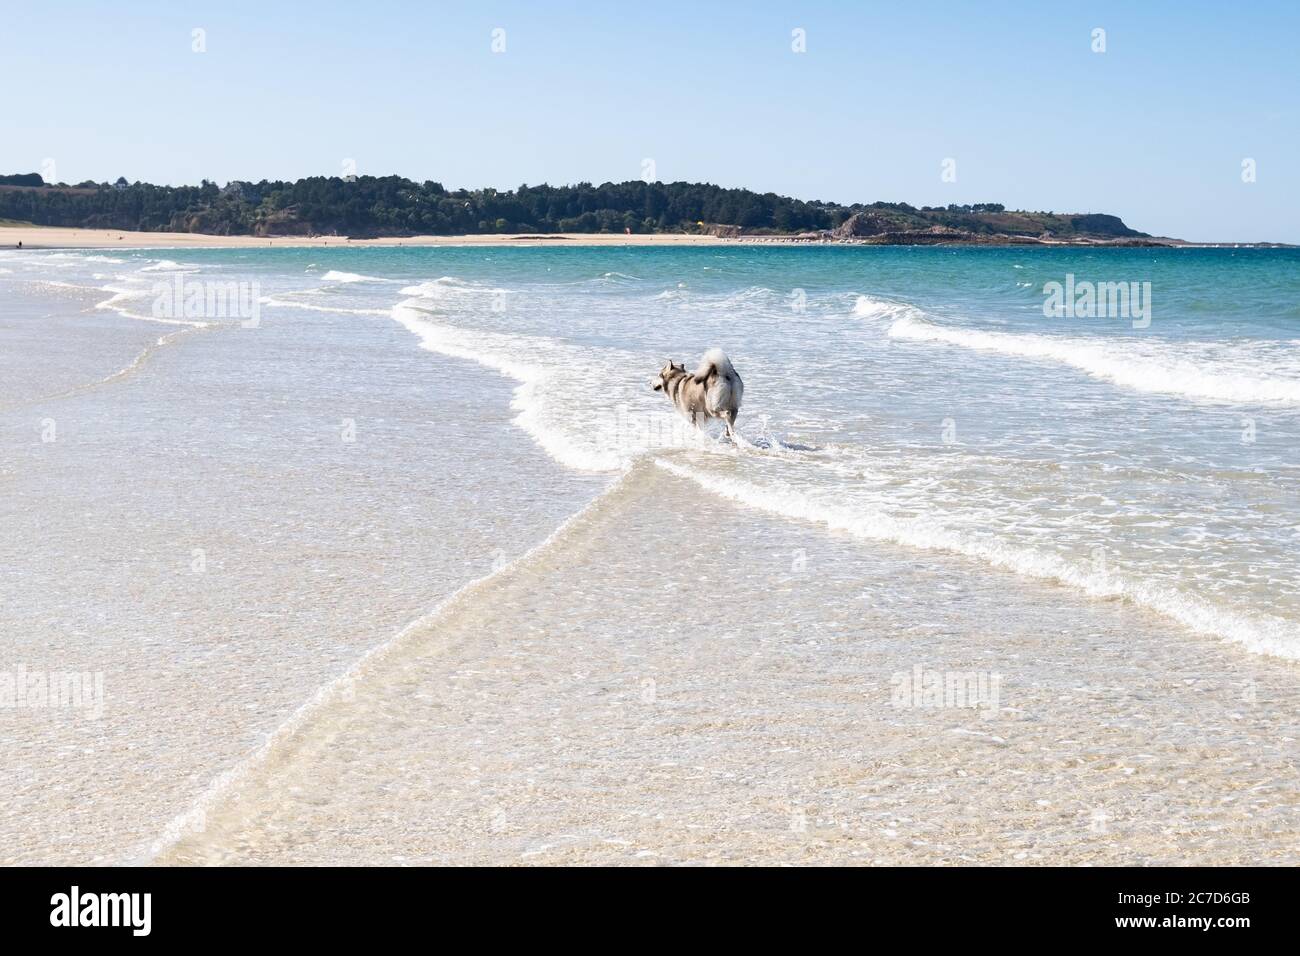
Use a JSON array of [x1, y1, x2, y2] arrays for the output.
[[655, 458, 1300, 661], [319, 270, 393, 284], [854, 295, 1300, 406]]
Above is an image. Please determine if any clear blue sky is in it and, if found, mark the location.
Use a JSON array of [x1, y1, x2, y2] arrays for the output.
[[4, 0, 1297, 241]]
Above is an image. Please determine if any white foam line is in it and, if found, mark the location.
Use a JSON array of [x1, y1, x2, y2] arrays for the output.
[[137, 259, 198, 273], [885, 312, 1300, 407], [0, 327, 206, 413], [318, 270, 398, 284], [391, 303, 627, 472], [107, 310, 210, 328], [131, 467, 633, 865], [654, 458, 1300, 662], [94, 289, 211, 327], [261, 296, 389, 317]]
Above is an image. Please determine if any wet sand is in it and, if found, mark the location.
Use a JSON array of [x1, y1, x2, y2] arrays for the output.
[[159, 461, 1300, 866], [0, 283, 607, 865]]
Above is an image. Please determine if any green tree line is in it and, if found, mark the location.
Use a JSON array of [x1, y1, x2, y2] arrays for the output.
[[0, 175, 848, 237], [0, 173, 1143, 239]]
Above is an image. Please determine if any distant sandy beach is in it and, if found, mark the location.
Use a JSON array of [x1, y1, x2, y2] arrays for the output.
[[0, 225, 733, 250]]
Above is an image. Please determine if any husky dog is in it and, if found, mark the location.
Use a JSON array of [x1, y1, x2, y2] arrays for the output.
[[652, 348, 744, 438]]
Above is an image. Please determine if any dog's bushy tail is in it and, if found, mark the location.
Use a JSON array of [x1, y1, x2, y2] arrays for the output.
[[693, 348, 743, 435], [692, 347, 735, 384]]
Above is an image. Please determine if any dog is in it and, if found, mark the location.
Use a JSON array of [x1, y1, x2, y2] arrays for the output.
[[652, 348, 744, 438]]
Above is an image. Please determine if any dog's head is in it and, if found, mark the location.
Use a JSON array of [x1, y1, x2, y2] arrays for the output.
[[651, 360, 685, 392]]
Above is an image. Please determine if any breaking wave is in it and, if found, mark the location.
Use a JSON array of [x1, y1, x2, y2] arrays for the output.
[[853, 295, 1300, 406]]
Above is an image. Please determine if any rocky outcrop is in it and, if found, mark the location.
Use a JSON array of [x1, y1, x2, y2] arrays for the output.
[[836, 223, 979, 244], [833, 211, 892, 238], [252, 208, 323, 237]]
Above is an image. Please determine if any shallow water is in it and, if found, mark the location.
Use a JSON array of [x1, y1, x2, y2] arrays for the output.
[[154, 463, 1298, 866], [1, 244, 1296, 864]]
